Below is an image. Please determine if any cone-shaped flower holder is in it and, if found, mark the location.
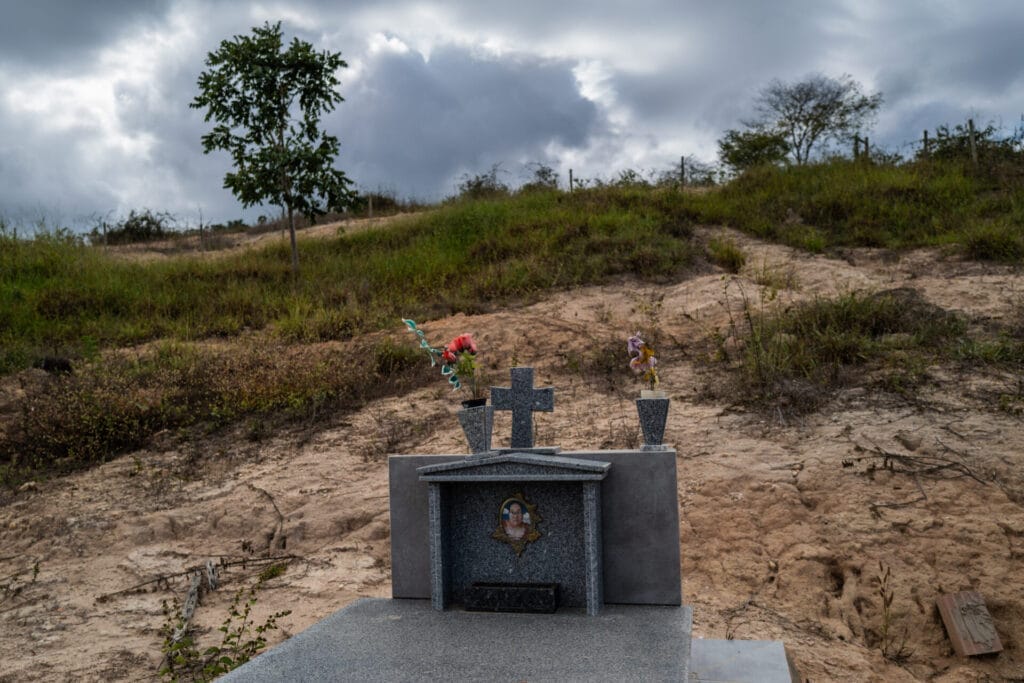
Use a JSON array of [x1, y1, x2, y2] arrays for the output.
[[458, 403, 494, 454], [636, 394, 669, 451]]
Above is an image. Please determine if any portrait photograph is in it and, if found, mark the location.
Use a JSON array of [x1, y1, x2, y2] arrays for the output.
[[492, 493, 542, 555]]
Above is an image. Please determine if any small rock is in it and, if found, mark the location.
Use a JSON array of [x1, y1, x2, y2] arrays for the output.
[[895, 431, 922, 452]]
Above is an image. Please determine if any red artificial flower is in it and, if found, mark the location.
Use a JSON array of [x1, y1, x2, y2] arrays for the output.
[[441, 349, 457, 364], [448, 333, 477, 355]]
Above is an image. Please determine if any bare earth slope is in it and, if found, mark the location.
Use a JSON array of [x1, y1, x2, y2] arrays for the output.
[[2, 226, 1023, 682]]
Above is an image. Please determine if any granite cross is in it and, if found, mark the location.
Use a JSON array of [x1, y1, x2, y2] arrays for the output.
[[491, 367, 554, 448]]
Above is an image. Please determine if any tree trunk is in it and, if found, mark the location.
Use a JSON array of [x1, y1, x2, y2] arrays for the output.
[[288, 205, 299, 276]]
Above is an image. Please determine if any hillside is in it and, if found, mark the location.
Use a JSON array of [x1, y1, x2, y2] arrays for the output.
[[1, 216, 1023, 681]]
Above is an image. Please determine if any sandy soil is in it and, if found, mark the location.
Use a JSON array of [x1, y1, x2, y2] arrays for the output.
[[2, 225, 1024, 681]]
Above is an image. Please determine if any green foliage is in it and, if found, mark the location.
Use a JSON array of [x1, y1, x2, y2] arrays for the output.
[[732, 288, 967, 410], [962, 221, 1024, 261], [89, 210, 175, 245], [519, 163, 560, 193], [0, 337, 437, 483], [159, 580, 290, 682], [455, 164, 510, 200], [682, 158, 1024, 257], [191, 21, 355, 273], [922, 118, 1024, 164], [0, 188, 699, 380], [1, 188, 702, 480], [718, 128, 790, 174], [707, 237, 747, 273]]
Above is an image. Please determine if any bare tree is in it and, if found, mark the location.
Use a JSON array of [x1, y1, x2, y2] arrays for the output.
[[751, 73, 882, 165]]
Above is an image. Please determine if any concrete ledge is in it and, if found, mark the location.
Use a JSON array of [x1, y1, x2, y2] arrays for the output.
[[689, 639, 800, 683], [221, 598, 693, 682]]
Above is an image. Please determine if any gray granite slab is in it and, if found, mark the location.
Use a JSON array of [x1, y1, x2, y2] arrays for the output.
[[220, 598, 693, 682], [689, 639, 799, 682]]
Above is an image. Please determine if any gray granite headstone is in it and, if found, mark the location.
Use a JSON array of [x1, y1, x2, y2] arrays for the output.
[[490, 367, 554, 448]]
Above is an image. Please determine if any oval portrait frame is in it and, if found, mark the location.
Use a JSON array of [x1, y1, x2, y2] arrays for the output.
[[491, 492, 542, 556]]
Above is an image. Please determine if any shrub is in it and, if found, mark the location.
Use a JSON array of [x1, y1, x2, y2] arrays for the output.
[[455, 164, 510, 200], [962, 222, 1024, 262], [91, 209, 175, 245]]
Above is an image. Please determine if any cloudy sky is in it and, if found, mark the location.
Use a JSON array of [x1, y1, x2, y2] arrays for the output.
[[1, 0, 1022, 229]]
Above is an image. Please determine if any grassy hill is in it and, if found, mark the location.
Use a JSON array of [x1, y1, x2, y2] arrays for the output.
[[2, 157, 1023, 483]]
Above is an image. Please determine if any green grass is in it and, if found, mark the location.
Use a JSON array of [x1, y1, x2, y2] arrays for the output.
[[707, 237, 747, 273], [5, 159, 1024, 482], [0, 190, 695, 375], [1, 336, 431, 482], [0, 189, 697, 483], [722, 287, 1024, 411], [684, 158, 1024, 254]]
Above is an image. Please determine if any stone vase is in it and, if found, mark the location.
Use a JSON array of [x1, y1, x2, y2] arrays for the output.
[[458, 403, 494, 454], [636, 393, 669, 451]]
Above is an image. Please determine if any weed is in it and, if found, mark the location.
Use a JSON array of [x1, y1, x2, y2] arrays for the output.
[[962, 221, 1024, 262], [750, 260, 799, 291], [874, 562, 912, 663], [561, 335, 631, 396], [0, 336, 438, 485], [361, 408, 423, 461], [256, 563, 288, 583], [159, 578, 290, 682], [707, 237, 747, 273], [728, 287, 966, 411]]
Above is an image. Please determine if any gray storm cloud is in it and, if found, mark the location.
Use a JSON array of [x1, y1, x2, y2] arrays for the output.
[[0, 0, 1022, 227]]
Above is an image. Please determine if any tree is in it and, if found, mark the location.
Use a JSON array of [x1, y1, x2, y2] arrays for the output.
[[717, 129, 790, 174], [191, 21, 354, 275], [751, 73, 882, 165]]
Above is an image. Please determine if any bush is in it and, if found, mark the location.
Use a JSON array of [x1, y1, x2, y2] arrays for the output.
[[962, 222, 1024, 262], [91, 209, 175, 245], [455, 164, 510, 200]]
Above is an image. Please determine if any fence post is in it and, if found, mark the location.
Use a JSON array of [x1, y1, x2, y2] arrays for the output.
[[922, 130, 929, 159], [368, 194, 374, 218], [569, 169, 574, 193], [968, 118, 978, 164], [853, 136, 861, 160], [680, 156, 686, 187]]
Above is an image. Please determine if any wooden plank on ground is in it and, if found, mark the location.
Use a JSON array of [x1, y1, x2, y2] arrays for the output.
[[936, 591, 1003, 657]]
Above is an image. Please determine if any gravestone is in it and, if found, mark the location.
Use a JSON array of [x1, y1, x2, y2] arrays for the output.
[[223, 366, 798, 682]]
